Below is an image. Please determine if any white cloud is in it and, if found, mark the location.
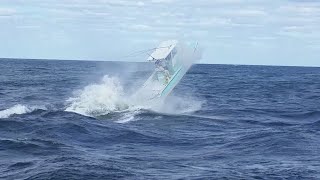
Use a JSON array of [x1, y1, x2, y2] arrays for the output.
[[279, 4, 320, 15], [130, 24, 152, 30], [0, 8, 16, 16], [137, 1, 145, 6], [151, 0, 176, 4], [225, 9, 267, 17], [16, 25, 41, 29]]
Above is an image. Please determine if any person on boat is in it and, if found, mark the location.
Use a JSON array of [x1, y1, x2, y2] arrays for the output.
[[155, 59, 165, 74], [164, 69, 170, 84], [155, 59, 170, 84], [163, 58, 171, 83]]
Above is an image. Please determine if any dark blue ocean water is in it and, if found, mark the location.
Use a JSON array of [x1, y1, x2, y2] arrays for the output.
[[0, 59, 320, 179]]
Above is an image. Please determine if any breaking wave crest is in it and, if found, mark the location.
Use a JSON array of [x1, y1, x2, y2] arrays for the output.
[[0, 104, 45, 119]]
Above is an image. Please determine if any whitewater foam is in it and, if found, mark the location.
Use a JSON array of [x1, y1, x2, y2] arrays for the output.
[[0, 104, 44, 119], [65, 75, 131, 117]]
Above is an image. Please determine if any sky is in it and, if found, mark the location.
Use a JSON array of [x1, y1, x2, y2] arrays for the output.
[[0, 0, 319, 66]]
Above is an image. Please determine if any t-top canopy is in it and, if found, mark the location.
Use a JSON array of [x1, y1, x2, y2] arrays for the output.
[[147, 40, 178, 61]]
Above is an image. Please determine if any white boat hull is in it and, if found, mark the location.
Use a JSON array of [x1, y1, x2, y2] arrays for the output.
[[133, 41, 199, 104]]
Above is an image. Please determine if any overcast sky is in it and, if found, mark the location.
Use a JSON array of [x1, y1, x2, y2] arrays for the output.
[[0, 0, 319, 66]]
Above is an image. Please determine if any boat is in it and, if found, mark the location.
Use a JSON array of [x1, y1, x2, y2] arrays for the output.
[[133, 40, 199, 103]]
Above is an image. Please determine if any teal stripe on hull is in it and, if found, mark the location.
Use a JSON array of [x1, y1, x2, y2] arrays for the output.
[[160, 67, 185, 97]]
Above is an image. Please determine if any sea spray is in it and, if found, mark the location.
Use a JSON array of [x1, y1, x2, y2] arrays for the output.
[[65, 75, 130, 117], [65, 74, 203, 119]]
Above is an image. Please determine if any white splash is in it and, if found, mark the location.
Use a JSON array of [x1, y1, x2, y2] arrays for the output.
[[65, 75, 131, 117], [0, 104, 42, 118], [65, 75, 203, 121]]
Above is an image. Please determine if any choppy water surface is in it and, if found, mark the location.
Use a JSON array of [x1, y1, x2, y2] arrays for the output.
[[0, 59, 320, 179]]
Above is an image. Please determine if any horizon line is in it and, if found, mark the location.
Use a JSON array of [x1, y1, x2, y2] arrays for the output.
[[0, 57, 319, 68]]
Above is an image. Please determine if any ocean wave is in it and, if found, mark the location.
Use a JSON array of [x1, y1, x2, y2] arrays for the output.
[[280, 111, 320, 120], [0, 104, 46, 119], [0, 139, 42, 151]]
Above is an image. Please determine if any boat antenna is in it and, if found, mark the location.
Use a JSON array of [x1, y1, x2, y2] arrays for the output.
[[117, 45, 172, 59], [119, 47, 157, 59]]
